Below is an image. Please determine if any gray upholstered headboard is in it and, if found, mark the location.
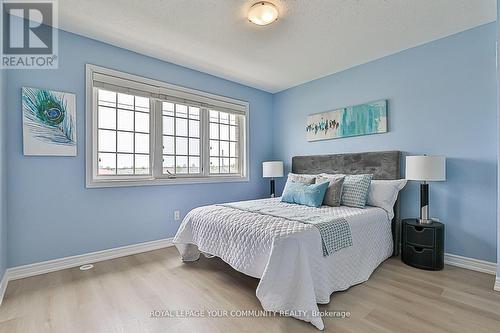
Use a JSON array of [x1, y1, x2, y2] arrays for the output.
[[292, 150, 400, 180], [291, 150, 401, 256]]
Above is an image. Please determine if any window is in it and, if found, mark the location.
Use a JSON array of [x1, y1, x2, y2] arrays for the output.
[[86, 65, 249, 188], [162, 102, 201, 176], [96, 90, 151, 176], [209, 110, 240, 174]]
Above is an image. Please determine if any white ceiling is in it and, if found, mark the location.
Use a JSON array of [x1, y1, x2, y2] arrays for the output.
[[57, 0, 496, 93]]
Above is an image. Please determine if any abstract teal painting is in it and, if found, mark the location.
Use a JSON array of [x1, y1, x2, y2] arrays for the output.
[[306, 100, 387, 141], [22, 87, 77, 156]]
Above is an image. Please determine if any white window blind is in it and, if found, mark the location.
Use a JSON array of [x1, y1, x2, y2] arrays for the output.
[[91, 72, 247, 114]]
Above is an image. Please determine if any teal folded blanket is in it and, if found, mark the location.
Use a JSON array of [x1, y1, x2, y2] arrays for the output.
[[219, 200, 353, 256]]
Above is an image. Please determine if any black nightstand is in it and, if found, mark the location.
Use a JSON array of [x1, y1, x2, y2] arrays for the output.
[[401, 219, 444, 271]]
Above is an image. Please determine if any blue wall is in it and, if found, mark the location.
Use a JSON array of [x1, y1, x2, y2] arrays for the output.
[[5, 29, 273, 267], [497, 0, 500, 277], [4, 21, 498, 267], [273, 23, 498, 263], [0, 68, 6, 278]]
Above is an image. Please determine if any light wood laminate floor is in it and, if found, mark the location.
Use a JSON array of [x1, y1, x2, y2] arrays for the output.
[[0, 246, 499, 333]]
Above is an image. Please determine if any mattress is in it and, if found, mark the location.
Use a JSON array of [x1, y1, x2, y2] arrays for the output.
[[173, 198, 393, 330]]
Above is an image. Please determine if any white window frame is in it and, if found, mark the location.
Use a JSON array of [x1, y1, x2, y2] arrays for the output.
[[86, 64, 250, 188]]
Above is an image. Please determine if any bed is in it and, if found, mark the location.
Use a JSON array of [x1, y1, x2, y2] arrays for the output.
[[173, 151, 401, 330]]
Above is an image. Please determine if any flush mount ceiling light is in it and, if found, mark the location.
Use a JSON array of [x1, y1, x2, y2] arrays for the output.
[[248, 2, 279, 26]]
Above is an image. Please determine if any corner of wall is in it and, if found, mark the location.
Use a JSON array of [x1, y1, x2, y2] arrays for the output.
[[0, 68, 7, 283], [496, 0, 500, 280]]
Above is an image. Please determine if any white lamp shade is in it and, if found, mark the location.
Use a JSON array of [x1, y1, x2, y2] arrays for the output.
[[263, 161, 283, 178], [406, 155, 446, 181]]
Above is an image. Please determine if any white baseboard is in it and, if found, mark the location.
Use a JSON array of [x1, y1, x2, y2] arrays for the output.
[[444, 253, 497, 275], [494, 276, 500, 292], [0, 237, 174, 306], [0, 271, 8, 307], [7, 237, 173, 281]]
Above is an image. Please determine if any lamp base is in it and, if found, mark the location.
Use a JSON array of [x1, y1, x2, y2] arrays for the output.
[[420, 183, 430, 224], [270, 179, 275, 198]]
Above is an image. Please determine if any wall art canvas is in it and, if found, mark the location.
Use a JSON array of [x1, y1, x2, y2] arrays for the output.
[[22, 87, 77, 156], [306, 100, 387, 142]]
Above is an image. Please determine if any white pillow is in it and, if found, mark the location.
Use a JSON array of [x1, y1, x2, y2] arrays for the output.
[[366, 179, 407, 219], [319, 173, 345, 178]]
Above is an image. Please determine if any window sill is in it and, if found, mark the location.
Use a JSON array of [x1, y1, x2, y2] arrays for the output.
[[86, 175, 250, 188]]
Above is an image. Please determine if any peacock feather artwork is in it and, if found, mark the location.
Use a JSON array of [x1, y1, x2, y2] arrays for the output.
[[305, 100, 387, 142], [22, 87, 77, 156]]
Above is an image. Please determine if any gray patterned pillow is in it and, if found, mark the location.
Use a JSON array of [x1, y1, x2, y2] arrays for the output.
[[287, 173, 316, 184], [341, 174, 373, 208], [316, 175, 345, 207]]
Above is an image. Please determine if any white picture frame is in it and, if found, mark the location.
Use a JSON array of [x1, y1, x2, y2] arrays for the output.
[[22, 87, 77, 156]]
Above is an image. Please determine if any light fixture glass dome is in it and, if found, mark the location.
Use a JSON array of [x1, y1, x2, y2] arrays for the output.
[[248, 2, 279, 26]]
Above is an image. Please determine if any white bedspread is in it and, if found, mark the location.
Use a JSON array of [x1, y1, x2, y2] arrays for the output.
[[173, 198, 393, 330]]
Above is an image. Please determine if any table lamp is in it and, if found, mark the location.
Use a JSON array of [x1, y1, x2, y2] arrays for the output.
[[262, 161, 284, 197], [405, 155, 446, 224]]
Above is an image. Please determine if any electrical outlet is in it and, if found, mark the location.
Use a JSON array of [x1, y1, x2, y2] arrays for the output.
[[174, 210, 180, 221]]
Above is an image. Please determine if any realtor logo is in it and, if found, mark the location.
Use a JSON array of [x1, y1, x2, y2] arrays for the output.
[[1, 0, 58, 68]]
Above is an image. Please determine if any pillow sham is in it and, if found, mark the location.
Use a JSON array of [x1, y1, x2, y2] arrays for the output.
[[319, 173, 345, 177], [281, 180, 329, 208], [287, 173, 316, 184], [316, 174, 345, 207], [366, 179, 407, 219], [341, 174, 373, 208]]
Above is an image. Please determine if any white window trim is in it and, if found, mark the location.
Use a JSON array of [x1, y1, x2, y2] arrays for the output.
[[85, 64, 250, 188]]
